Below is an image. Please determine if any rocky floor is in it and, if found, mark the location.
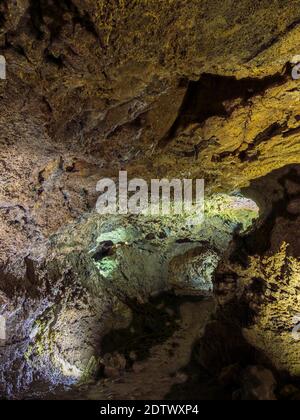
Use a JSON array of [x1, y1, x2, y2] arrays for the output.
[[74, 299, 214, 401], [20, 296, 214, 400]]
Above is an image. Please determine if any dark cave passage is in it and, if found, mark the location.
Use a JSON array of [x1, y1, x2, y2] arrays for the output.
[[232, 165, 300, 259]]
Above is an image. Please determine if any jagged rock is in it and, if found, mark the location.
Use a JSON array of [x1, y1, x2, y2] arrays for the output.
[[169, 248, 219, 296], [216, 239, 300, 376], [103, 353, 127, 379], [236, 366, 277, 401]]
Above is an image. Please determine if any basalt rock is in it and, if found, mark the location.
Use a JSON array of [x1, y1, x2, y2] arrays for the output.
[[1, 0, 300, 400], [169, 247, 219, 296]]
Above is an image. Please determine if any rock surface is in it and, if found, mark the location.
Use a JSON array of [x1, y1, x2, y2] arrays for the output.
[[236, 366, 277, 401], [169, 248, 219, 296], [1, 0, 300, 399]]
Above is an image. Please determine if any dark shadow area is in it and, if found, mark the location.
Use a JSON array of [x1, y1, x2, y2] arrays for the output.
[[28, 0, 98, 42], [232, 165, 300, 259], [101, 293, 204, 365], [166, 302, 273, 400], [159, 72, 287, 148]]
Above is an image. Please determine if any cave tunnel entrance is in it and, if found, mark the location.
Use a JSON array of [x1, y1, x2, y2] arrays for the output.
[[233, 164, 300, 259]]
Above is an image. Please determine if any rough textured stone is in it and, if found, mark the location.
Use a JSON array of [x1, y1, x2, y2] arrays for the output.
[[169, 248, 219, 296], [1, 0, 300, 400], [237, 366, 277, 401]]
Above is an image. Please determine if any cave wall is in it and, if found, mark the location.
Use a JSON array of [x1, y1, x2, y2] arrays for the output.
[[2, 0, 300, 259], [1, 0, 300, 399]]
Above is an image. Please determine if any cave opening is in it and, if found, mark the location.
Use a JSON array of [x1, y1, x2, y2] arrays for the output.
[[23, 192, 259, 400], [232, 164, 300, 259]]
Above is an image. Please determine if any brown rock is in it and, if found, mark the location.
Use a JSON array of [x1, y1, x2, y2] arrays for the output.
[[239, 366, 277, 401], [132, 362, 145, 374]]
